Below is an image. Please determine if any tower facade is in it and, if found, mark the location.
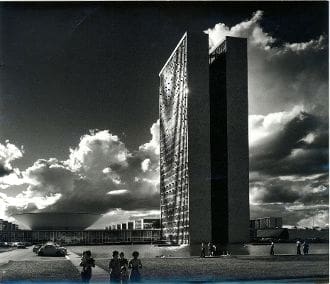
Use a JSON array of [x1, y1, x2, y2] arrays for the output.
[[159, 33, 249, 245]]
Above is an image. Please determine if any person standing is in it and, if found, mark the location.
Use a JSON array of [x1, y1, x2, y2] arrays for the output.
[[270, 242, 275, 255], [119, 252, 129, 283], [80, 250, 95, 283], [303, 241, 309, 255], [200, 242, 206, 258], [129, 251, 142, 282], [109, 251, 121, 283], [207, 242, 212, 256], [296, 240, 302, 255]]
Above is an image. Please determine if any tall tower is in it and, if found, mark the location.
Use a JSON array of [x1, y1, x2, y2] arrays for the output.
[[209, 36, 250, 244], [159, 32, 249, 245]]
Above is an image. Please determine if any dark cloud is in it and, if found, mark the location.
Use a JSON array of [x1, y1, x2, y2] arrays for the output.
[[250, 111, 328, 176], [0, 164, 13, 177]]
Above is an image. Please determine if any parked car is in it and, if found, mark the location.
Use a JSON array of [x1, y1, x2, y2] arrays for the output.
[[33, 244, 42, 253], [38, 243, 66, 256], [16, 242, 26, 249], [56, 245, 67, 255]]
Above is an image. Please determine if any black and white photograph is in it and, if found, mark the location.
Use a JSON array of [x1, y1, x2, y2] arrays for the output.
[[0, 1, 328, 283]]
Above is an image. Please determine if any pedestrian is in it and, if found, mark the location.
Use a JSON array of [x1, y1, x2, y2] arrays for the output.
[[109, 250, 121, 283], [303, 241, 309, 255], [119, 252, 129, 283], [270, 242, 275, 255], [129, 251, 142, 282], [207, 242, 212, 256], [212, 244, 217, 256], [296, 240, 301, 255], [200, 242, 206, 258], [80, 250, 95, 283]]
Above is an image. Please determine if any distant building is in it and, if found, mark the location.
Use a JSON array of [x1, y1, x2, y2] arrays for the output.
[[134, 220, 143, 230], [127, 221, 134, 230], [142, 219, 160, 229], [0, 229, 161, 244], [0, 219, 19, 232], [108, 219, 160, 231], [250, 217, 283, 230], [255, 228, 329, 242]]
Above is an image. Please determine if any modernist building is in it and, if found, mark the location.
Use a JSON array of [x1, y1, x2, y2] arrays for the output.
[[250, 217, 283, 230], [159, 32, 249, 245]]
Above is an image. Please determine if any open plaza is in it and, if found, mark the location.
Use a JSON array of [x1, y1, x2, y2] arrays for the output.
[[0, 245, 328, 283]]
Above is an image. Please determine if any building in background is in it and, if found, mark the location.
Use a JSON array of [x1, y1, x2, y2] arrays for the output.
[[107, 219, 160, 231], [250, 217, 283, 230], [159, 32, 249, 245]]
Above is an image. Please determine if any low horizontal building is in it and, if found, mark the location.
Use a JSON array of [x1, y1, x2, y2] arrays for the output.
[[108, 218, 160, 231], [0, 229, 161, 245], [255, 228, 329, 242]]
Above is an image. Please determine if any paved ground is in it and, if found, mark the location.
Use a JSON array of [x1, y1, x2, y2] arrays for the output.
[[96, 254, 329, 282], [0, 247, 328, 283]]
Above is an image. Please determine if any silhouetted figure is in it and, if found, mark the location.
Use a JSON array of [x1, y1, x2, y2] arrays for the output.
[[207, 242, 212, 256], [303, 241, 309, 255], [200, 242, 206, 258], [212, 244, 217, 256], [270, 242, 275, 255], [109, 251, 121, 283], [296, 241, 302, 255], [80, 250, 95, 283], [119, 252, 129, 283], [129, 251, 142, 282]]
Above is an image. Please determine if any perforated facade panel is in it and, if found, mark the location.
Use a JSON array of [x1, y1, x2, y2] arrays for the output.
[[159, 34, 189, 244]]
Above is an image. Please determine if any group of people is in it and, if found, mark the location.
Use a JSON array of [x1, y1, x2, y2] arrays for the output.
[[79, 250, 142, 283], [200, 242, 230, 257], [109, 251, 142, 283], [200, 242, 216, 257], [270, 240, 310, 255], [296, 240, 310, 255]]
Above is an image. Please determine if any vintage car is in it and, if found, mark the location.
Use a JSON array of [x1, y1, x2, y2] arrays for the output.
[[16, 242, 26, 249], [33, 244, 42, 253], [37, 243, 66, 256]]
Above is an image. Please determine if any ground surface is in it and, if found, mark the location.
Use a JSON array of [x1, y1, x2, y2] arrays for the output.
[[0, 247, 328, 283], [96, 254, 329, 282]]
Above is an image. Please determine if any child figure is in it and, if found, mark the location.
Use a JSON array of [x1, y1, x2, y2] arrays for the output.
[[80, 250, 95, 283], [119, 252, 129, 283]]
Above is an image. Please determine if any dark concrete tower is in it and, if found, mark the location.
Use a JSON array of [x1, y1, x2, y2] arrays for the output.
[[159, 33, 249, 245], [209, 36, 249, 244]]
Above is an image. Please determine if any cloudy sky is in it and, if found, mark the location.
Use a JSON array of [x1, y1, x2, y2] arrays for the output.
[[0, 2, 328, 229]]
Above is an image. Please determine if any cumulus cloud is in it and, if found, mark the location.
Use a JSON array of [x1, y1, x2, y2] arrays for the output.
[[206, 10, 328, 116], [0, 141, 24, 189], [0, 121, 160, 226], [249, 107, 328, 227]]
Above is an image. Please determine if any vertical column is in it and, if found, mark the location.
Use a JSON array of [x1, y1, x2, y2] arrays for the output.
[[225, 37, 250, 243]]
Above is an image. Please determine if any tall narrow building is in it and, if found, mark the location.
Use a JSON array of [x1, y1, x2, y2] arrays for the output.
[[159, 32, 249, 245]]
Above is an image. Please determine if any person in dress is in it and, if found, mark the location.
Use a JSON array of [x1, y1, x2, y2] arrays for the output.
[[80, 250, 95, 283], [119, 252, 129, 283], [129, 251, 142, 282], [109, 250, 121, 283]]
